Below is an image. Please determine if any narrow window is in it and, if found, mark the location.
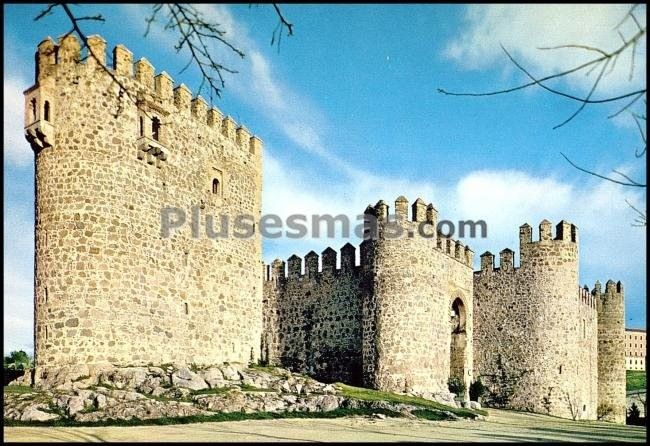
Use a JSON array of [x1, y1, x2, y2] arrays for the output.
[[582, 405, 586, 412], [30, 98, 37, 122], [139, 117, 144, 136], [184, 302, 189, 315], [559, 365, 562, 374], [212, 178, 220, 195], [44, 286, 48, 303], [44, 101, 51, 121], [152, 117, 161, 141], [583, 319, 586, 338], [45, 325, 49, 340]]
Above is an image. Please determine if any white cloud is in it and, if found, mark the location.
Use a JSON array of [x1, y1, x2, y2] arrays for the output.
[[4, 76, 33, 167], [444, 4, 646, 96], [450, 169, 646, 280]]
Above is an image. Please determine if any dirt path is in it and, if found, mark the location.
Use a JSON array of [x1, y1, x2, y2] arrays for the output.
[[4, 409, 646, 442]]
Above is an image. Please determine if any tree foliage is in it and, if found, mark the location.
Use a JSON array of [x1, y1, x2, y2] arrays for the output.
[[3, 350, 32, 370]]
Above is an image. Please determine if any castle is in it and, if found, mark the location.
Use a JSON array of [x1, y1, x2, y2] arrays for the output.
[[24, 35, 626, 423]]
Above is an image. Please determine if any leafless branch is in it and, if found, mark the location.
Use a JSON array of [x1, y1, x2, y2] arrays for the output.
[[271, 3, 294, 51], [560, 153, 646, 187], [438, 4, 646, 126], [626, 199, 647, 227], [38, 3, 294, 104]]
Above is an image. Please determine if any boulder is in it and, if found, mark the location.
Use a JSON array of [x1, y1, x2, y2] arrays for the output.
[[317, 394, 339, 412], [67, 396, 86, 416], [469, 401, 482, 410], [95, 394, 107, 409], [20, 405, 60, 422], [220, 365, 241, 381]]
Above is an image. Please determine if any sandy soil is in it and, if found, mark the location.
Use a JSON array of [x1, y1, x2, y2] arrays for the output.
[[4, 409, 646, 442]]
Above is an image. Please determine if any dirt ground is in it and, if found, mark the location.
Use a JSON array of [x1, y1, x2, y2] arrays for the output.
[[4, 409, 646, 442]]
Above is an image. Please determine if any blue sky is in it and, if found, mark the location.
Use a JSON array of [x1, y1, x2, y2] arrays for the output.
[[3, 4, 647, 353]]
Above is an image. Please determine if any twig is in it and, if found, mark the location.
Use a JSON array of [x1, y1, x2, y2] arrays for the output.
[[560, 153, 646, 187]]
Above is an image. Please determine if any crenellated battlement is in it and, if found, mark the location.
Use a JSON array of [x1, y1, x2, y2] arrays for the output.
[[364, 196, 473, 267], [519, 219, 578, 246], [477, 248, 520, 274], [27, 34, 262, 156], [578, 285, 596, 309], [264, 242, 362, 282], [592, 279, 624, 303]]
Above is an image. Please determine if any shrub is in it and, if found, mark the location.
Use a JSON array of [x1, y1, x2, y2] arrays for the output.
[[469, 378, 487, 402], [627, 402, 642, 425], [597, 402, 614, 420], [447, 377, 466, 398]]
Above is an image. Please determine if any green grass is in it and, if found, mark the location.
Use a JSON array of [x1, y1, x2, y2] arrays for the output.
[[3, 407, 404, 428], [72, 375, 91, 382], [191, 387, 232, 396], [4, 385, 36, 394], [334, 383, 487, 418], [240, 384, 277, 392], [411, 409, 454, 421], [626, 370, 646, 392]]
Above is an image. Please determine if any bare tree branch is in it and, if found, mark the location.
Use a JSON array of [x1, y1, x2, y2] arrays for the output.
[[271, 3, 294, 51], [560, 153, 646, 187], [626, 199, 647, 227]]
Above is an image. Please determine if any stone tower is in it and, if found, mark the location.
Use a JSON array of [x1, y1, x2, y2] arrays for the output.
[[25, 35, 263, 368], [595, 280, 626, 423], [361, 197, 474, 396], [262, 197, 474, 398], [473, 220, 600, 420]]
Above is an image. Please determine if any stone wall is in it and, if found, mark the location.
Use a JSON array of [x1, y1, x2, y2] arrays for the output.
[[473, 221, 599, 420], [263, 245, 365, 385], [26, 35, 263, 368], [263, 198, 474, 396]]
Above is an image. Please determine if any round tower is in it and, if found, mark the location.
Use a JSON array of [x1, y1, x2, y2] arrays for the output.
[[596, 280, 626, 423], [363, 197, 474, 397], [515, 220, 597, 419], [474, 219, 599, 419], [26, 35, 263, 371]]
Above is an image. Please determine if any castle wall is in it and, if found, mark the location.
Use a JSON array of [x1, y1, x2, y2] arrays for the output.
[[597, 281, 626, 423], [27, 35, 263, 368], [262, 246, 364, 384], [261, 198, 474, 395], [473, 221, 599, 420]]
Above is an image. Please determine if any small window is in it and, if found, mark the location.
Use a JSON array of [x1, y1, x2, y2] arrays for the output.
[[184, 302, 189, 315], [212, 178, 220, 195], [583, 319, 586, 338], [152, 117, 161, 141], [30, 98, 37, 122], [582, 405, 586, 412], [559, 365, 563, 374], [44, 101, 50, 121], [44, 286, 48, 303], [139, 117, 144, 136]]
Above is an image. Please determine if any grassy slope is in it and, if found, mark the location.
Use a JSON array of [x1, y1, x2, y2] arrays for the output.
[[335, 383, 487, 417], [626, 370, 646, 392]]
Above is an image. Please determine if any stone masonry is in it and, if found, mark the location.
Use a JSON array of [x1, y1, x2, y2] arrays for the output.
[[25, 35, 263, 368], [263, 198, 474, 398], [24, 34, 626, 424], [473, 221, 625, 422]]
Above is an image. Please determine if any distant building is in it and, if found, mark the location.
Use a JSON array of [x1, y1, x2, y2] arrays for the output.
[[625, 329, 646, 371]]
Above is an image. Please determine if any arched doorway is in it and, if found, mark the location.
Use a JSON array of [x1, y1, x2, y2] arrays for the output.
[[449, 297, 467, 385]]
